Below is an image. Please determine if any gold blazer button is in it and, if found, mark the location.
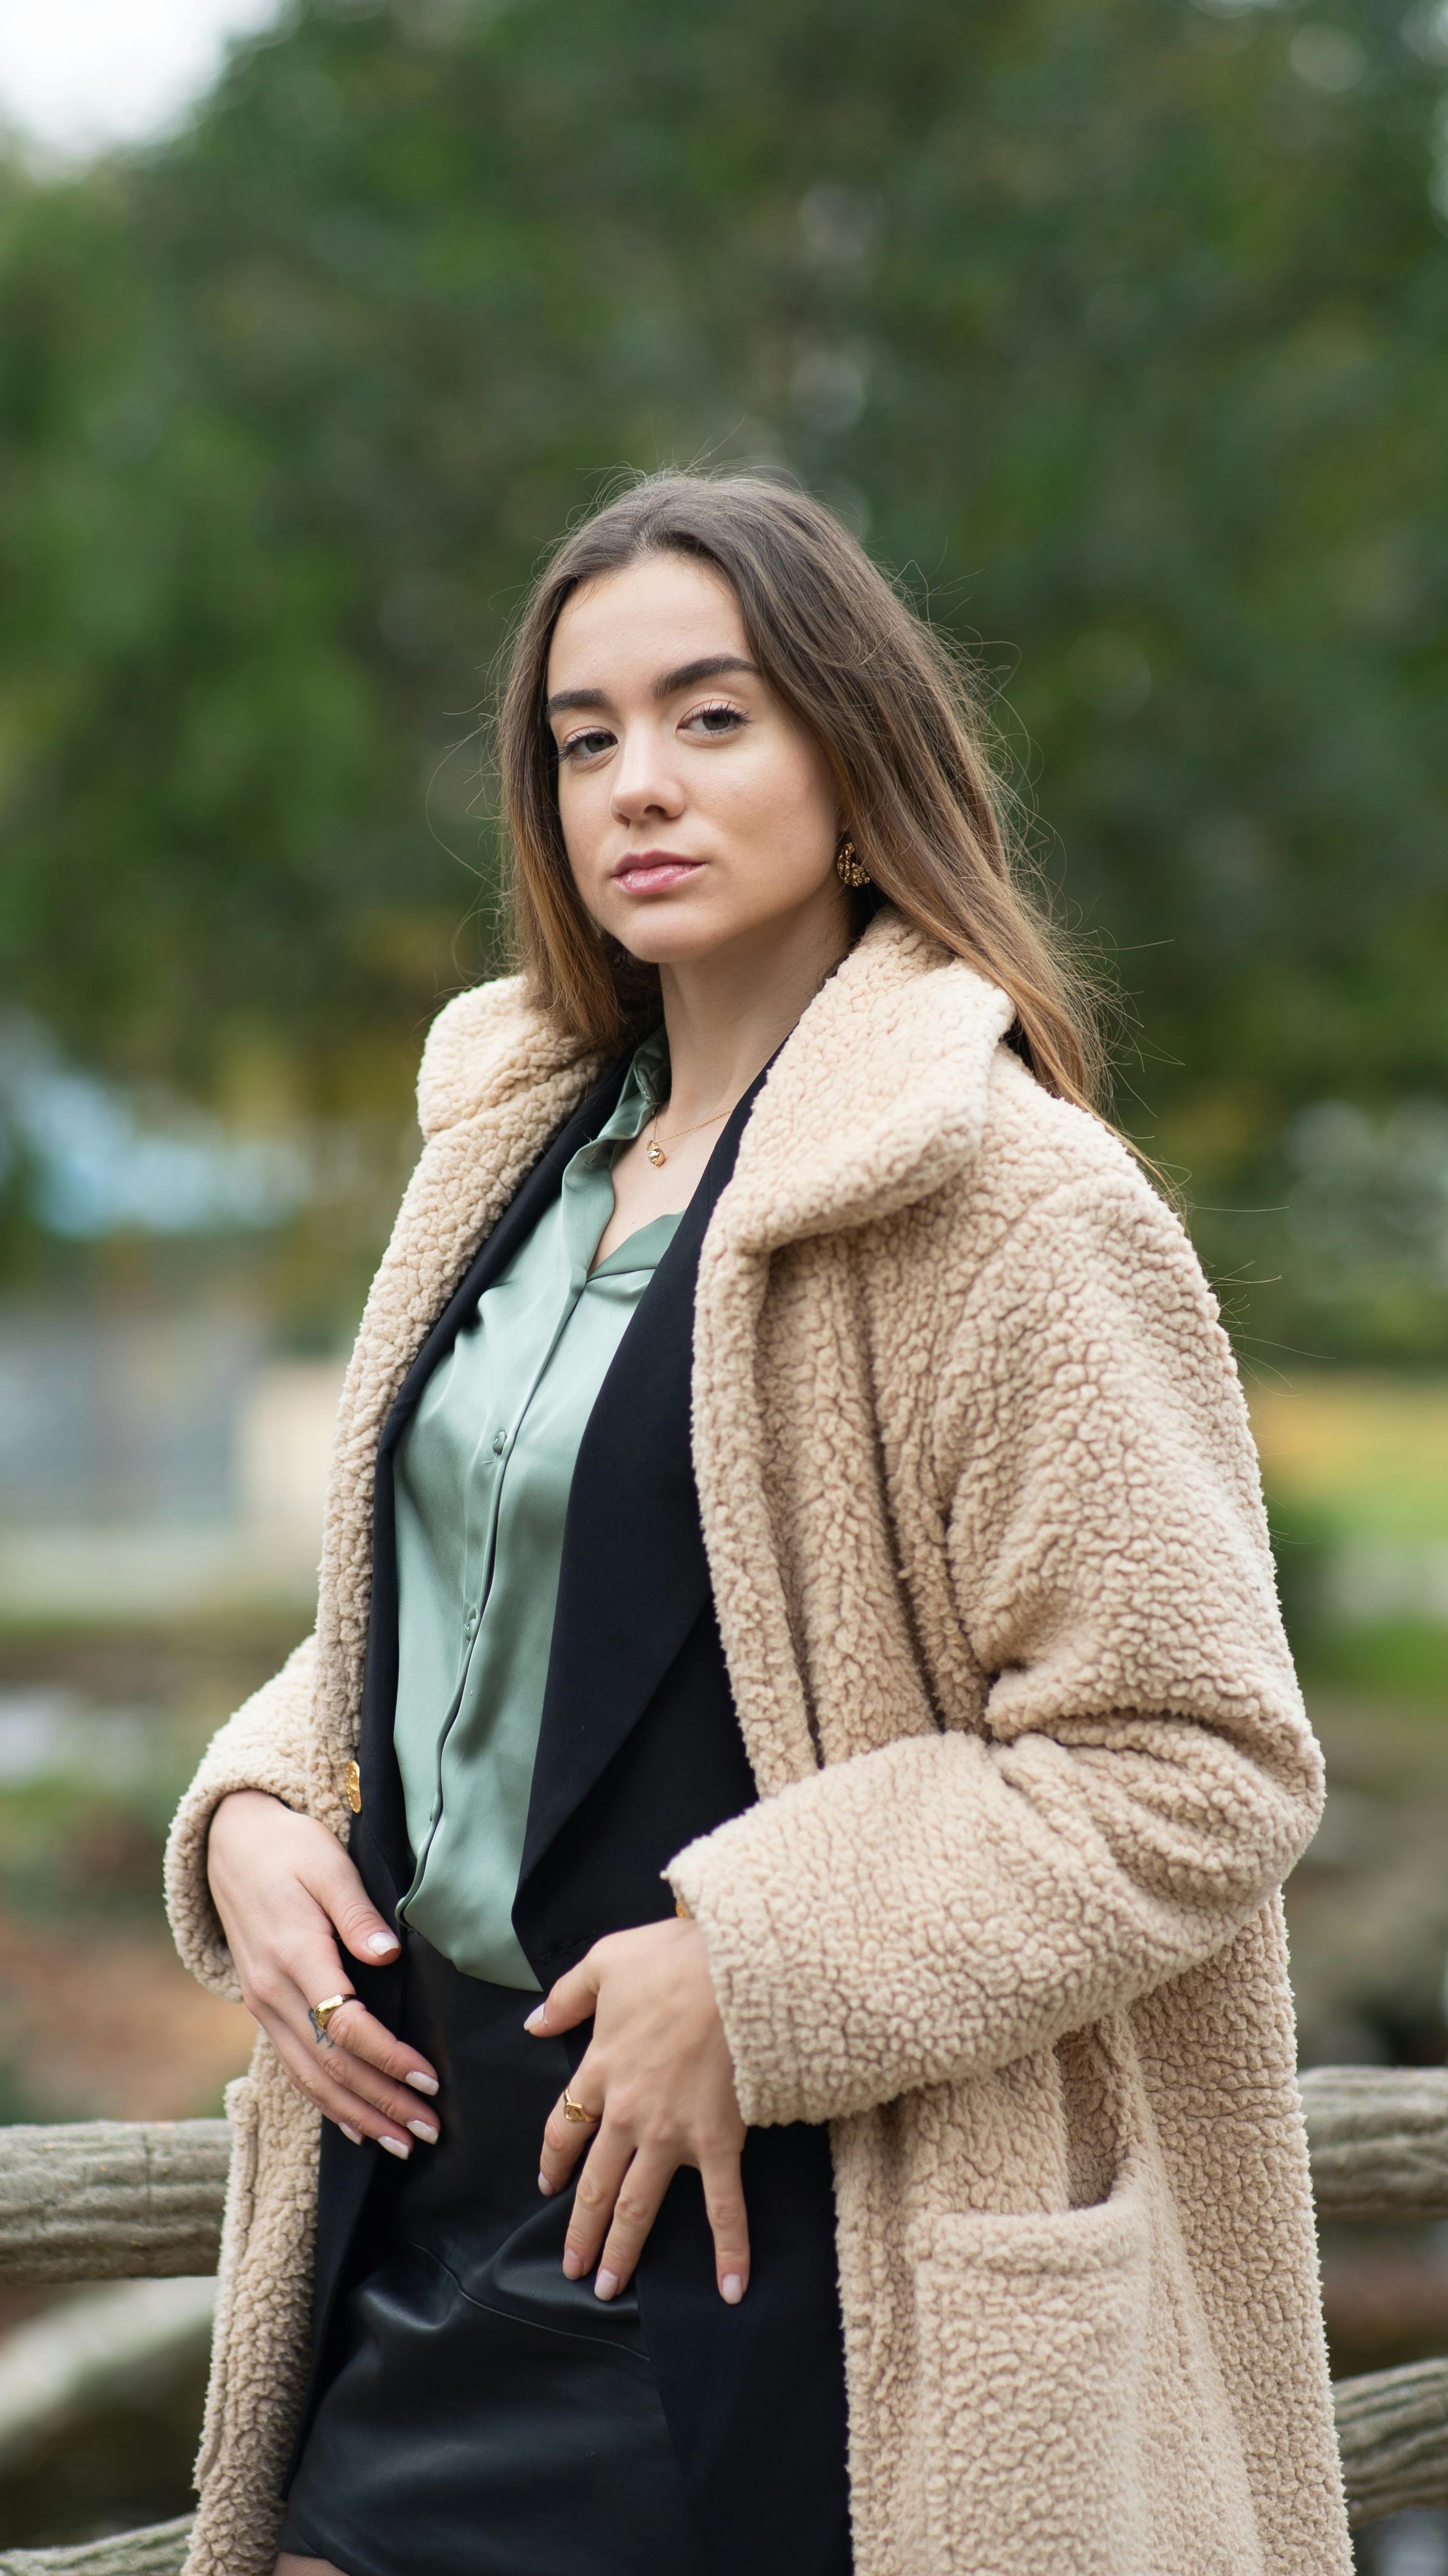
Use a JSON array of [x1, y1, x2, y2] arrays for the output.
[[344, 1759, 362, 1815]]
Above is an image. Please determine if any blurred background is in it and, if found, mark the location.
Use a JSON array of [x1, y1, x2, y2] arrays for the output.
[[0, 0, 1444, 2559]]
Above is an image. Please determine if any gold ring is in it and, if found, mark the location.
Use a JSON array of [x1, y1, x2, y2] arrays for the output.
[[309, 1994, 351, 2046], [562, 2086, 599, 2125]]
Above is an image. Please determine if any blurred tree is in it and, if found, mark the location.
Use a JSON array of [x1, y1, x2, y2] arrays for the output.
[[0, 0, 1444, 1333]]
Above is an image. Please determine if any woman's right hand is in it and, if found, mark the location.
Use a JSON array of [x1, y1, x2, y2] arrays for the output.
[[207, 1789, 440, 2158]]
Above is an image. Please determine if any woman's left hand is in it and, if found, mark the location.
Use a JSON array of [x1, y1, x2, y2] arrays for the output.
[[527, 1916, 749, 2305]]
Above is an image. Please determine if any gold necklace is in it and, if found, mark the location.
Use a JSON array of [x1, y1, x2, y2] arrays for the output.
[[644, 1102, 731, 1168]]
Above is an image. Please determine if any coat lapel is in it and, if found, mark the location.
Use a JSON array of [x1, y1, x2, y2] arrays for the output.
[[687, 917, 1016, 1798]]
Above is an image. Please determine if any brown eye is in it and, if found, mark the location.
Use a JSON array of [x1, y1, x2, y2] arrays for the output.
[[683, 702, 746, 738], [558, 727, 614, 763]]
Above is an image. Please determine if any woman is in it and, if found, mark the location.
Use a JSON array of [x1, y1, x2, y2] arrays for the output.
[[166, 471, 1351, 2576]]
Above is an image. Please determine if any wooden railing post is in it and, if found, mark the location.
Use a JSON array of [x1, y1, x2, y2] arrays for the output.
[[0, 2519, 194, 2574], [0, 2123, 228, 2288]]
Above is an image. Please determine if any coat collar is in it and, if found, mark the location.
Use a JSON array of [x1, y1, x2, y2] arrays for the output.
[[415, 907, 1016, 1250]]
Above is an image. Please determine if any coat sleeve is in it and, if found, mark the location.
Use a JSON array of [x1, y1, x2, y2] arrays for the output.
[[163, 1632, 320, 2001], [667, 1167, 1324, 2129]]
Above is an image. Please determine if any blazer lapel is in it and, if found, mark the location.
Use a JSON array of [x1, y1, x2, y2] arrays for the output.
[[516, 1066, 768, 1894], [352, 1057, 632, 1907]]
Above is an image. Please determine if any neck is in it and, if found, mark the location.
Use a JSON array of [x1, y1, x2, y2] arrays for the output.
[[655, 888, 855, 1125]]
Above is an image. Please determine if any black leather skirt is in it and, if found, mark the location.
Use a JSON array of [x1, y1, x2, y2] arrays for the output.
[[279, 1933, 852, 2576]]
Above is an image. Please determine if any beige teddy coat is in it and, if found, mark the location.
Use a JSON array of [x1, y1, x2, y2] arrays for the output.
[[166, 907, 1350, 2576]]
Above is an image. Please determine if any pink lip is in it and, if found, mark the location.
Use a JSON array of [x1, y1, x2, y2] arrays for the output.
[[612, 852, 705, 896]]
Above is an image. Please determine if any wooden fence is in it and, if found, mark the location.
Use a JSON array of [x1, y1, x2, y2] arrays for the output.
[[3, 2068, 1448, 2569]]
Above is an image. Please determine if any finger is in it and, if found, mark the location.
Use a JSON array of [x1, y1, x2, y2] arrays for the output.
[[247, 1906, 439, 2105], [561, 2129, 634, 2281], [591, 2150, 673, 2300], [297, 2006, 442, 2142], [267, 2018, 420, 2159], [251, 1946, 439, 2141], [700, 2152, 751, 2304], [313, 1994, 439, 2101], [524, 1952, 603, 2039], [538, 2079, 601, 2196], [301, 1840, 401, 1965]]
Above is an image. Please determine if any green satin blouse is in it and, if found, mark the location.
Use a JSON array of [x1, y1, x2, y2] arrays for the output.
[[391, 1032, 679, 1989]]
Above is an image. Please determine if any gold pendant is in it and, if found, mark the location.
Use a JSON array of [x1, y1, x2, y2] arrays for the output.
[[646, 1138, 666, 1166]]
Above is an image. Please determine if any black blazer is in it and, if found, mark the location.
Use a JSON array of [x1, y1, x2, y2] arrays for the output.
[[293, 1058, 851, 2573]]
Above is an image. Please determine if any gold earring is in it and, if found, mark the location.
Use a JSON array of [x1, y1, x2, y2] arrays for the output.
[[835, 836, 870, 889]]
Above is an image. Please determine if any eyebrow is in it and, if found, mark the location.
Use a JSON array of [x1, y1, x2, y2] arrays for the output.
[[543, 653, 760, 721]]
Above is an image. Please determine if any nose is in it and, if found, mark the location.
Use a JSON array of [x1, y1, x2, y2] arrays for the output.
[[609, 720, 685, 827]]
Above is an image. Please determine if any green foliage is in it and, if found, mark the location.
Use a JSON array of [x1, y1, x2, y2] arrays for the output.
[[0, 1776, 169, 1925], [0, 0, 1445, 1335], [1302, 1617, 1448, 1692]]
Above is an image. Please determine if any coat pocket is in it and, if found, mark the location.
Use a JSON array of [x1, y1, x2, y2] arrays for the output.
[[193, 2072, 259, 2492], [912, 2165, 1152, 2576]]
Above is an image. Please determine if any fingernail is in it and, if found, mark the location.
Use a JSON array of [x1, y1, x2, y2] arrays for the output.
[[340, 2123, 363, 2145], [378, 2135, 411, 2160], [406, 2117, 439, 2143], [538, 2172, 555, 2196], [595, 2270, 618, 2301], [404, 2071, 439, 2095], [722, 2273, 744, 2305], [561, 2249, 584, 2279], [522, 2007, 545, 2033], [367, 1931, 399, 1955]]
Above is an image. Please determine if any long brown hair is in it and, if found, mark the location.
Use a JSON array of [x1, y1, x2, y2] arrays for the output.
[[496, 471, 1104, 1109]]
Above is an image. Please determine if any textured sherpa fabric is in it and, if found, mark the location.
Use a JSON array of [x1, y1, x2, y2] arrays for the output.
[[165, 906, 1350, 2576]]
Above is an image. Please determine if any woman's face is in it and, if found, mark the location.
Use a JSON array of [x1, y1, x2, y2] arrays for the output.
[[545, 551, 845, 971]]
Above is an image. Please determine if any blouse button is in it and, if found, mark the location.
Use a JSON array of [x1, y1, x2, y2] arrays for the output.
[[491, 1431, 506, 1454]]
